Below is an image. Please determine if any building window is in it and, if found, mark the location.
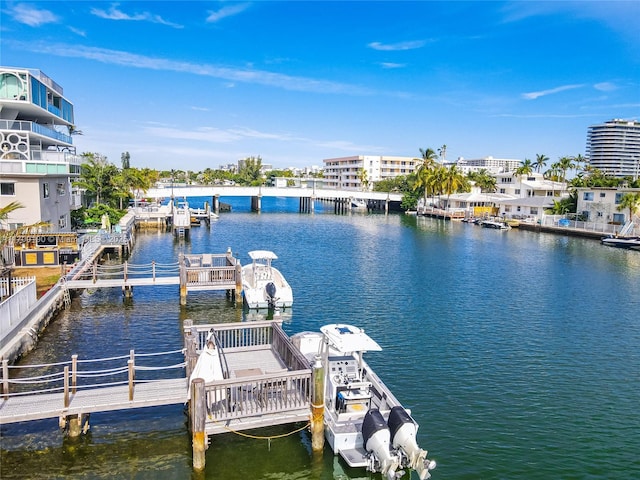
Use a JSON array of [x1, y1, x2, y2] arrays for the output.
[[599, 192, 606, 198], [531, 208, 538, 214], [499, 188, 505, 194], [58, 214, 67, 229], [43, 182, 50, 198], [57, 183, 66, 195], [547, 191, 553, 196], [615, 193, 624, 204], [583, 192, 594, 201], [1, 182, 16, 196], [515, 189, 521, 195]]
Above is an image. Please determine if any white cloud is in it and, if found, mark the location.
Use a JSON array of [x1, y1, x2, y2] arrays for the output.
[[593, 82, 618, 92], [521, 84, 584, 100], [368, 40, 427, 51], [8, 3, 58, 26], [16, 41, 379, 96], [379, 62, 406, 69], [206, 3, 251, 23], [90, 4, 183, 28]]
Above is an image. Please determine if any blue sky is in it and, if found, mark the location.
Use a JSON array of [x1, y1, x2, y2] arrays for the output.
[[1, 1, 639, 172]]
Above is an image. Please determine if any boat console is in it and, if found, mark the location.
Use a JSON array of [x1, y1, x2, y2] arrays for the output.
[[327, 355, 372, 415]]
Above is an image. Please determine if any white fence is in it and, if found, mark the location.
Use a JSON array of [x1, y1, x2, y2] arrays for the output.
[[0, 277, 37, 344], [540, 216, 634, 236]]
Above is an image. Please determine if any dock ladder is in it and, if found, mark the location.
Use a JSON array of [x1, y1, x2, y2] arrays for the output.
[[60, 277, 71, 309]]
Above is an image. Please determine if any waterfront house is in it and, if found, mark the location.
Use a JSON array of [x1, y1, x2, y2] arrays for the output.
[[0, 67, 81, 233], [576, 187, 640, 226], [323, 155, 418, 191]]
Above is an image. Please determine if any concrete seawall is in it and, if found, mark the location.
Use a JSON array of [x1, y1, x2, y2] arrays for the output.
[[0, 284, 67, 364]]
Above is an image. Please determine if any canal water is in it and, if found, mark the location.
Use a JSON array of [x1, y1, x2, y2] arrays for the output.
[[2, 197, 639, 479]]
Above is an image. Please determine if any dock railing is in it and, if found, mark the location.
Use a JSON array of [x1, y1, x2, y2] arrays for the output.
[[183, 321, 312, 427]]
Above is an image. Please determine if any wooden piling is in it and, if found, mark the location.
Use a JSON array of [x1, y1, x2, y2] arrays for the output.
[[311, 355, 325, 451], [234, 262, 243, 304], [2, 359, 9, 400], [190, 377, 207, 470]]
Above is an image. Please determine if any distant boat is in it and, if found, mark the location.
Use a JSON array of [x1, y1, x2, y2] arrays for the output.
[[480, 220, 511, 230], [351, 199, 368, 212], [241, 250, 293, 309], [601, 221, 640, 250]]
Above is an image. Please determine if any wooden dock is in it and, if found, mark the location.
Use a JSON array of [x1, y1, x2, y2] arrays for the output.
[[2, 321, 312, 432], [64, 252, 243, 304]]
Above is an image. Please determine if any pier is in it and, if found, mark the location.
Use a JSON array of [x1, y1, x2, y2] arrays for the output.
[[1, 320, 314, 470], [65, 252, 243, 305]]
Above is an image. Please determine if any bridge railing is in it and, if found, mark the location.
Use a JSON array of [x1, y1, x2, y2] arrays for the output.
[[68, 261, 180, 283], [1, 349, 186, 402]]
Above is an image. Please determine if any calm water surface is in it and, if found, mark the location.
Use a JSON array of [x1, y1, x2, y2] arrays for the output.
[[2, 197, 639, 479]]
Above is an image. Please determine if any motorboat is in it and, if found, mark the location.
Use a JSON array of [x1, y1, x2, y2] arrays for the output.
[[292, 324, 436, 480], [480, 219, 510, 230], [351, 199, 368, 212], [601, 222, 640, 250], [601, 235, 640, 250], [241, 250, 293, 309]]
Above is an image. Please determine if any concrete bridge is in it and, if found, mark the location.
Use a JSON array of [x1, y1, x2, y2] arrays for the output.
[[145, 185, 402, 214]]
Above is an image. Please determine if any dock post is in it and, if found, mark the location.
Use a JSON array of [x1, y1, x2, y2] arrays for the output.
[[311, 355, 325, 452], [179, 255, 187, 306], [234, 262, 243, 305], [190, 378, 207, 470], [2, 359, 9, 399], [183, 320, 198, 380]]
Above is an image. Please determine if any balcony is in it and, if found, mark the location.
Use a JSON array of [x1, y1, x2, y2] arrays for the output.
[[0, 120, 72, 145]]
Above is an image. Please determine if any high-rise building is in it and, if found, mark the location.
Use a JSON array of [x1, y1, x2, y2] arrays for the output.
[[586, 119, 640, 179], [323, 155, 418, 190], [0, 67, 81, 231]]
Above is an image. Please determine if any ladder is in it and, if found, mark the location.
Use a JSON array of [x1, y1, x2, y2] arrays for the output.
[[59, 276, 71, 309]]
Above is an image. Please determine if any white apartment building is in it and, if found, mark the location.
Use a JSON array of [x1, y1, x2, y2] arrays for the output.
[[576, 187, 640, 225], [0, 67, 81, 232], [586, 119, 640, 179], [454, 156, 522, 174], [495, 172, 566, 198], [323, 155, 418, 190]]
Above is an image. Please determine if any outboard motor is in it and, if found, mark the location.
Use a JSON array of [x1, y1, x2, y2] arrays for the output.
[[387, 406, 436, 480], [265, 282, 278, 308], [362, 409, 400, 479]]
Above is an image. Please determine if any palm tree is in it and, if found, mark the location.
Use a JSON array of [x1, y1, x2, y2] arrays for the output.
[[468, 169, 497, 193], [0, 201, 24, 227], [74, 153, 119, 206], [533, 153, 548, 173], [438, 144, 447, 162], [442, 165, 469, 209], [617, 192, 640, 224], [357, 168, 369, 191], [556, 156, 576, 186], [513, 159, 534, 197]]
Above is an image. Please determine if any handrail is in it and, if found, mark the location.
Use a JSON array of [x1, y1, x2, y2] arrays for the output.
[[1, 349, 186, 399]]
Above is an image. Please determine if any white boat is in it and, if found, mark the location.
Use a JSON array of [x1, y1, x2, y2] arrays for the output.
[[351, 199, 368, 212], [480, 219, 511, 230], [601, 222, 640, 250], [601, 235, 640, 250], [292, 324, 436, 480], [241, 250, 293, 309]]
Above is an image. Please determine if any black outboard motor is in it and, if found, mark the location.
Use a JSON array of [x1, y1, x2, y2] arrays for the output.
[[387, 406, 436, 480], [361, 409, 399, 478], [265, 282, 278, 308]]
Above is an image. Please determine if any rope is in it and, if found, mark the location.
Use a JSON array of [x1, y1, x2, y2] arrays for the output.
[[135, 349, 185, 357], [135, 362, 186, 371], [8, 360, 71, 369], [207, 417, 310, 440]]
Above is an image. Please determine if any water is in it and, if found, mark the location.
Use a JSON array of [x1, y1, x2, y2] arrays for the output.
[[2, 197, 640, 479]]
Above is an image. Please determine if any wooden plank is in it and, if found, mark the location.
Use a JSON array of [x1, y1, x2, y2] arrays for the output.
[[0, 378, 187, 424]]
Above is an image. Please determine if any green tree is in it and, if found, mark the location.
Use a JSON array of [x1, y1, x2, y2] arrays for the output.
[[74, 153, 119, 206], [554, 156, 576, 186], [357, 168, 369, 191], [617, 192, 640, 224], [238, 156, 263, 185], [442, 165, 470, 209], [513, 159, 534, 197], [533, 153, 548, 173], [467, 169, 496, 193]]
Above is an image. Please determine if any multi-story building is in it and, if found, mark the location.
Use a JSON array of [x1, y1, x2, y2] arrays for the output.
[[323, 155, 418, 190], [0, 67, 81, 232], [454, 156, 522, 174], [576, 186, 640, 226], [586, 119, 640, 179], [494, 172, 565, 198]]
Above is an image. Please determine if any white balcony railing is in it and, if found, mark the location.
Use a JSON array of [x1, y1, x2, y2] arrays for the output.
[[0, 120, 72, 144]]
